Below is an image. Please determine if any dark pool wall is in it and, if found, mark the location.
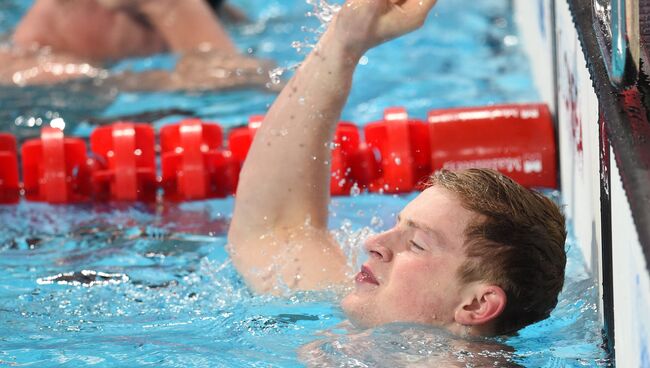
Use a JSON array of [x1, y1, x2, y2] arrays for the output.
[[514, 0, 650, 365]]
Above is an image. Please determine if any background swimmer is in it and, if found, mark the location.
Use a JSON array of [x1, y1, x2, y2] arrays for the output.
[[0, 0, 274, 90]]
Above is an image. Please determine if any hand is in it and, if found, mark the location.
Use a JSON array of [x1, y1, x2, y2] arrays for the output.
[[329, 0, 438, 56]]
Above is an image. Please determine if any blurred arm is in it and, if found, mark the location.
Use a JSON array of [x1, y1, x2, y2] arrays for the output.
[[0, 47, 273, 91], [111, 51, 274, 91], [0, 48, 102, 85]]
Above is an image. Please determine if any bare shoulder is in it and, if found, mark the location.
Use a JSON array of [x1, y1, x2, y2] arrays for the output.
[[12, 0, 60, 46], [228, 226, 352, 294]]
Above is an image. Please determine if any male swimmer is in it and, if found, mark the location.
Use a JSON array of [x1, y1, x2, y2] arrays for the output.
[[228, 0, 566, 338]]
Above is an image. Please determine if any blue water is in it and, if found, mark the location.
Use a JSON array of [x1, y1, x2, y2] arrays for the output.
[[0, 0, 609, 367]]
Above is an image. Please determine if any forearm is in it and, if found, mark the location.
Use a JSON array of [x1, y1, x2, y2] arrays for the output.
[[139, 0, 237, 54], [0, 49, 103, 86], [230, 28, 363, 240], [108, 51, 274, 92]]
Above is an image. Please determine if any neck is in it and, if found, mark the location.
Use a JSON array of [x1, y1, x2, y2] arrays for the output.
[[446, 321, 497, 337]]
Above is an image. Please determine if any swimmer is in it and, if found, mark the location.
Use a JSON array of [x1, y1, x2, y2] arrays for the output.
[[0, 0, 274, 90], [228, 0, 566, 340]]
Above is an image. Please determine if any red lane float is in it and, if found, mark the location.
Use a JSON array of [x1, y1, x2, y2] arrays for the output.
[[90, 122, 157, 201], [348, 143, 381, 191], [0, 103, 558, 205], [0, 133, 20, 204], [428, 103, 557, 189], [228, 117, 377, 196], [364, 107, 431, 193], [331, 125, 382, 195], [330, 123, 361, 196], [21, 127, 92, 203], [228, 115, 263, 165], [161, 119, 238, 201]]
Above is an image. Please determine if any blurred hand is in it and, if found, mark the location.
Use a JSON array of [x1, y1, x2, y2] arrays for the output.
[[330, 0, 438, 56]]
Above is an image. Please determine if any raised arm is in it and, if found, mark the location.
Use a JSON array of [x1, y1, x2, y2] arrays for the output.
[[228, 0, 437, 293]]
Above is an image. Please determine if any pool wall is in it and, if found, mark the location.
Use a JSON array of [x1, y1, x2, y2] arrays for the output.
[[514, 0, 650, 366]]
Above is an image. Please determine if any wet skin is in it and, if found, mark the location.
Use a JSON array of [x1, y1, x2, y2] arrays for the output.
[[341, 186, 478, 330], [12, 0, 166, 61]]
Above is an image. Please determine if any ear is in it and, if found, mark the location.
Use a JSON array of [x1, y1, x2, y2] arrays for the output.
[[454, 284, 507, 326]]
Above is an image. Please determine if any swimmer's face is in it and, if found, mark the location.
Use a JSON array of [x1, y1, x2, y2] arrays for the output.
[[341, 186, 478, 330]]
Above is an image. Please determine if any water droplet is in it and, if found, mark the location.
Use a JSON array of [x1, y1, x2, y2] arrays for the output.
[[350, 183, 361, 197], [269, 67, 285, 85], [370, 216, 383, 227], [291, 0, 342, 55]]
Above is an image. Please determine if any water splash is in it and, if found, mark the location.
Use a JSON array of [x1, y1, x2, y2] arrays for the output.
[[292, 0, 342, 53], [269, 67, 285, 85], [305, 0, 342, 25], [268, 63, 300, 85], [37, 270, 129, 287], [269, 0, 342, 83], [349, 183, 361, 197]]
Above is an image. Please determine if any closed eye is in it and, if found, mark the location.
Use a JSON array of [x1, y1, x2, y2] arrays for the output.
[[409, 240, 426, 252]]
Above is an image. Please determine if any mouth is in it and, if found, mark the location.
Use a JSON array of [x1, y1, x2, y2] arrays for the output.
[[355, 265, 380, 286]]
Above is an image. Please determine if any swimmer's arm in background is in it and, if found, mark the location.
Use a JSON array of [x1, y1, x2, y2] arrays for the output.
[[109, 50, 275, 92], [0, 47, 275, 91], [227, 0, 438, 294], [0, 48, 101, 85]]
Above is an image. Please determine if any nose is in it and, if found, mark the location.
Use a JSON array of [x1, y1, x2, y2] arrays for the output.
[[363, 231, 394, 262]]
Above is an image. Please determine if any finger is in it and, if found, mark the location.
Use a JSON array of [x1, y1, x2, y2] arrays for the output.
[[420, 0, 438, 12], [391, 4, 407, 14], [401, 0, 437, 25], [402, 0, 437, 13]]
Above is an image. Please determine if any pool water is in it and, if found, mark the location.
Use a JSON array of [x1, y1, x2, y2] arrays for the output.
[[0, 195, 607, 367], [0, 0, 609, 367]]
